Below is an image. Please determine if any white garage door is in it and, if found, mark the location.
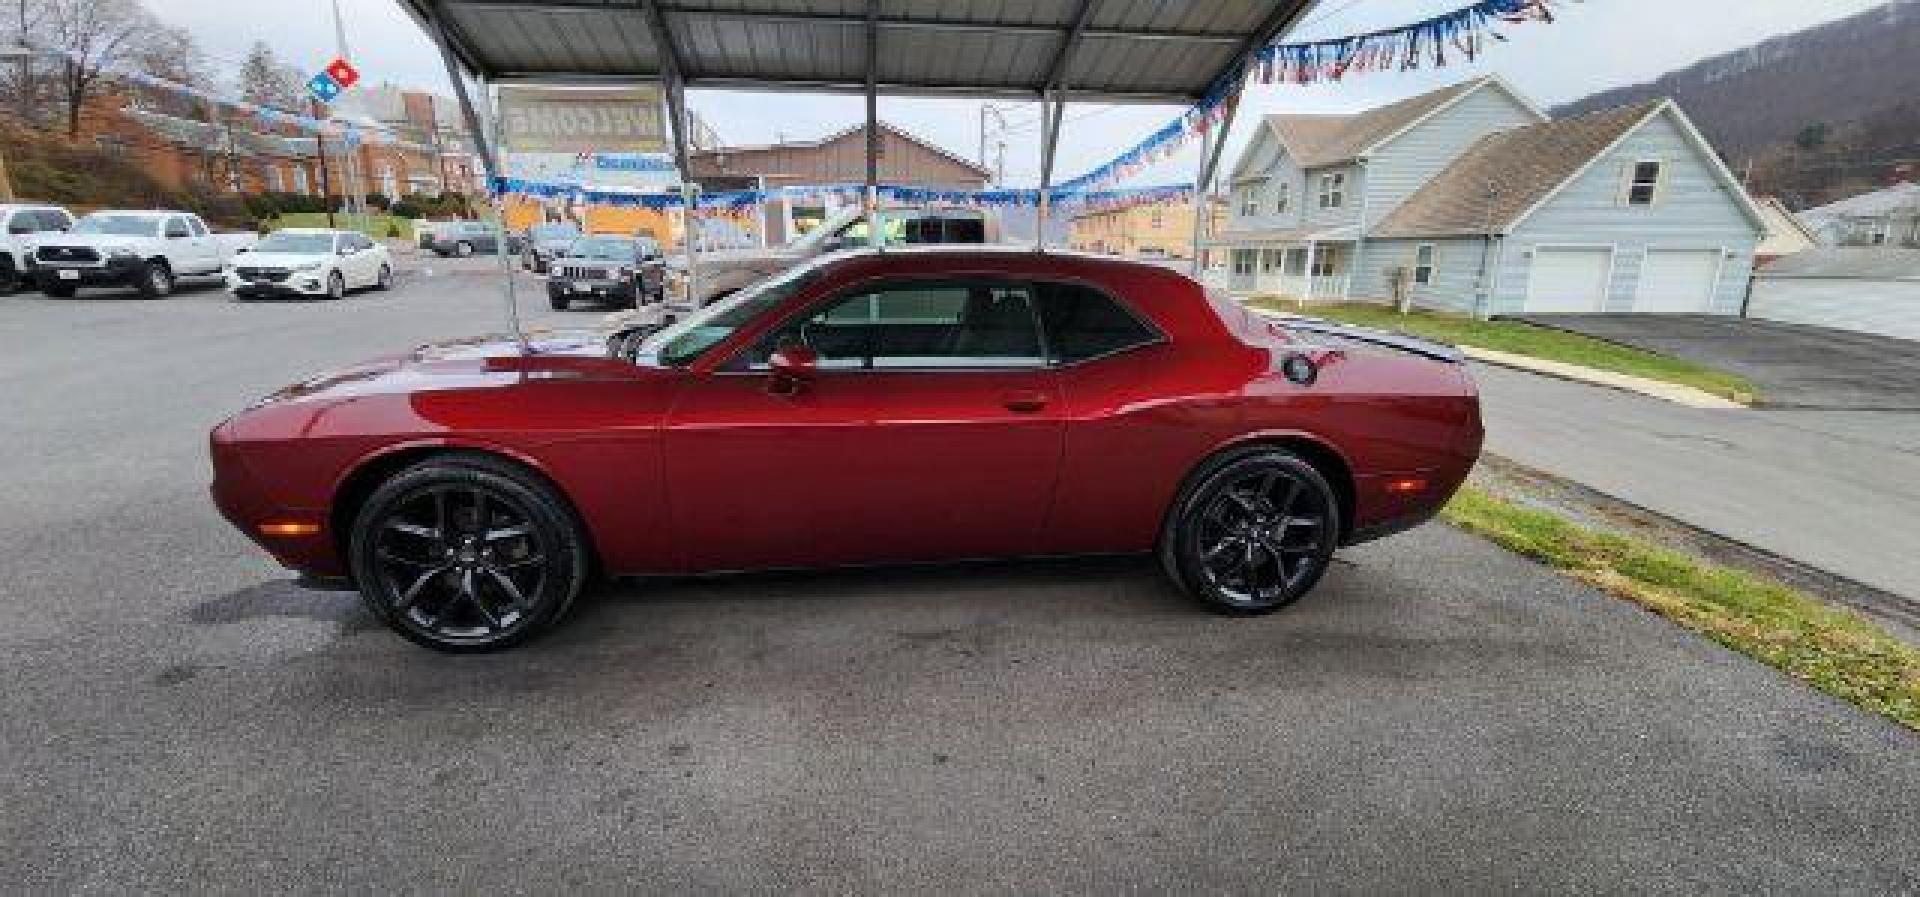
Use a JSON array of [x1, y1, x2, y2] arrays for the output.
[[1636, 249, 1721, 313], [1526, 248, 1612, 313]]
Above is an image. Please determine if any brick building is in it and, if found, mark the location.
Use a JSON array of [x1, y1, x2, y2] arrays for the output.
[[1069, 196, 1226, 261]]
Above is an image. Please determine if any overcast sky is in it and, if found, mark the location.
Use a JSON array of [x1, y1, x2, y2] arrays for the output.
[[145, 0, 1885, 187]]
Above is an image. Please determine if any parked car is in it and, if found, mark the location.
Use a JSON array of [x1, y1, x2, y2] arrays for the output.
[[0, 203, 74, 295], [227, 228, 393, 300], [519, 221, 582, 273], [545, 234, 659, 311], [659, 207, 997, 316], [423, 220, 518, 258], [32, 210, 255, 298], [208, 247, 1483, 652]]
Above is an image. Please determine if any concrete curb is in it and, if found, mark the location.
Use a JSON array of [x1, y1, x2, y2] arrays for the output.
[[1460, 346, 1748, 410]]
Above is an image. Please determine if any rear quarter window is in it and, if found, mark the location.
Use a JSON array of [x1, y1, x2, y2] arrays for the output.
[[1039, 282, 1163, 364]]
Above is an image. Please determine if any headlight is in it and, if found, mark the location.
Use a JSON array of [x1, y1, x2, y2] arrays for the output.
[[292, 261, 323, 272]]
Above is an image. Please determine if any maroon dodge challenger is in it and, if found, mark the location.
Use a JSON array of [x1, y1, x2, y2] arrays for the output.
[[211, 248, 1482, 651]]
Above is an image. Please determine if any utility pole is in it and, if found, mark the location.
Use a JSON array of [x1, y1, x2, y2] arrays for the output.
[[329, 0, 367, 232], [312, 97, 336, 228]]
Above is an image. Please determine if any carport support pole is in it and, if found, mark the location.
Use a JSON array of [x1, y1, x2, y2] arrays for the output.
[[1189, 94, 1240, 277], [863, 0, 880, 249], [1035, 87, 1066, 252], [425, 5, 527, 353], [648, 0, 699, 309]]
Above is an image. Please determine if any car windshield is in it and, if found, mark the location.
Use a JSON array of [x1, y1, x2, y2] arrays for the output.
[[788, 208, 865, 252], [255, 233, 335, 254], [72, 214, 159, 236], [565, 237, 633, 260], [642, 266, 820, 367], [530, 223, 579, 240]]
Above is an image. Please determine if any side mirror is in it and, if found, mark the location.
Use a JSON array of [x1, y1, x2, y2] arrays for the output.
[[767, 344, 818, 394]]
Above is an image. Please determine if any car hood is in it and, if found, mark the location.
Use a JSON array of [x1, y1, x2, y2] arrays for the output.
[[253, 330, 667, 407], [233, 251, 333, 268], [41, 233, 153, 250], [666, 246, 803, 271]]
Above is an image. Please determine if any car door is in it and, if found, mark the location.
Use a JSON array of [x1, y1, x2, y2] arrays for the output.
[[184, 216, 218, 273], [344, 234, 377, 285], [162, 217, 200, 272], [665, 277, 1064, 571]]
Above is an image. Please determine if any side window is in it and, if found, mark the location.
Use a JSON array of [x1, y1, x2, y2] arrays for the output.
[[1037, 282, 1161, 364], [187, 216, 209, 236], [739, 281, 1044, 370], [164, 217, 190, 239], [37, 210, 72, 231], [5, 213, 31, 235]]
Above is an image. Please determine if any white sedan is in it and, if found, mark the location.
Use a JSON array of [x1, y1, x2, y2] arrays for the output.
[[226, 228, 393, 300]]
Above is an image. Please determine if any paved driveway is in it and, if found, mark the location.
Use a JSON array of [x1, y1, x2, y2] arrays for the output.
[[1505, 314, 1920, 410], [5, 269, 1919, 891]]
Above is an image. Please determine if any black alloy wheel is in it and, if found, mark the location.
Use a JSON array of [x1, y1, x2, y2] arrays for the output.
[[326, 270, 345, 300], [1165, 450, 1340, 614], [0, 257, 20, 295], [349, 456, 588, 652]]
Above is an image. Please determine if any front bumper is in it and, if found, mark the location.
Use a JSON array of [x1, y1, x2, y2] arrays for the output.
[[208, 420, 340, 576], [547, 278, 636, 301], [33, 256, 145, 288], [228, 271, 330, 297]]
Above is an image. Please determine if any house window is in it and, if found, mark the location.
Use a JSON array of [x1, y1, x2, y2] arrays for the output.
[[265, 165, 284, 193], [1413, 244, 1436, 285], [1868, 220, 1890, 246], [1260, 249, 1280, 273], [1627, 160, 1662, 206], [1318, 172, 1345, 209], [293, 166, 311, 195], [1232, 249, 1256, 275], [1274, 182, 1291, 214], [1239, 188, 1260, 217], [1283, 247, 1307, 275], [1149, 208, 1164, 229], [380, 164, 399, 199], [1310, 248, 1338, 277]]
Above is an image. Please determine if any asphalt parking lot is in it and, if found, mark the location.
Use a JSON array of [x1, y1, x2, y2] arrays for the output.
[[5, 256, 1919, 892]]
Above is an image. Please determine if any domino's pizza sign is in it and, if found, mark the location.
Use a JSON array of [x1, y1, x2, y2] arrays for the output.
[[306, 57, 362, 104]]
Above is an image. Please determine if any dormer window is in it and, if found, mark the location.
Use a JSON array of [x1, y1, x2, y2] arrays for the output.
[[1626, 160, 1662, 206], [1318, 172, 1345, 209]]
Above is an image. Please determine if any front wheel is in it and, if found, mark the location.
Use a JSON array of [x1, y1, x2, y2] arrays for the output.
[[134, 261, 173, 298], [348, 456, 589, 652], [1163, 450, 1340, 614], [325, 270, 345, 300]]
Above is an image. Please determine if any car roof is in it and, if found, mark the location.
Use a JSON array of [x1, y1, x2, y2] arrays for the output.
[[85, 210, 183, 218], [0, 203, 66, 212], [273, 228, 350, 235]]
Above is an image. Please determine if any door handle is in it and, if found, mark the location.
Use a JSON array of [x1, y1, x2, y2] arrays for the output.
[[1001, 390, 1049, 413]]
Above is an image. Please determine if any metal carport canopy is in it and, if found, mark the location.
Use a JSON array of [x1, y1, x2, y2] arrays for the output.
[[399, 0, 1315, 104]]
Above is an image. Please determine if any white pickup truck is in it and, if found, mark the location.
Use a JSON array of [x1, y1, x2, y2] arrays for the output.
[[0, 203, 75, 295], [31, 210, 256, 298]]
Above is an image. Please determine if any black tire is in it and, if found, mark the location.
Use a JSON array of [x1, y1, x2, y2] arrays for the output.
[[0, 256, 20, 296], [1161, 449, 1340, 615], [374, 264, 393, 291], [325, 270, 345, 300], [41, 281, 75, 298], [454, 240, 474, 258], [348, 455, 589, 653], [548, 289, 569, 311], [134, 260, 173, 299]]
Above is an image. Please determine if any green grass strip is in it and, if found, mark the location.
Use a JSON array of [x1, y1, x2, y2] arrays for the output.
[[1444, 485, 1920, 731]]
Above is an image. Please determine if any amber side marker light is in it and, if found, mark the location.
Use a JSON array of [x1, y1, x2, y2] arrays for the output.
[[1384, 477, 1429, 495], [258, 521, 322, 537]]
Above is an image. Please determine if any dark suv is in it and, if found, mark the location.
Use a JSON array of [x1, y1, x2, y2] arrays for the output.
[[546, 235, 660, 310]]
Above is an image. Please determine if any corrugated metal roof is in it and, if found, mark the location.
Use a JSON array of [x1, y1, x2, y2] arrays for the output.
[[401, 0, 1315, 103]]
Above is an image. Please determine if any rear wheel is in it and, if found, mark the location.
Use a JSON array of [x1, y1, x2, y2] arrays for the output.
[[134, 261, 173, 299], [1163, 450, 1340, 614], [349, 457, 589, 652], [374, 264, 393, 291]]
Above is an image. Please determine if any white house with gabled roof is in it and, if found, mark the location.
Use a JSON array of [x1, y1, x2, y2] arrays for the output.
[[1213, 75, 1768, 316]]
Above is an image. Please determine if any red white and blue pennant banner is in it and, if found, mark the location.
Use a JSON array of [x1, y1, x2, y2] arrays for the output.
[[489, 177, 1194, 213]]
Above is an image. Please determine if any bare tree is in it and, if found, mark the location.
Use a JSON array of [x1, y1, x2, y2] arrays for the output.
[[234, 40, 302, 113], [33, 0, 168, 138]]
